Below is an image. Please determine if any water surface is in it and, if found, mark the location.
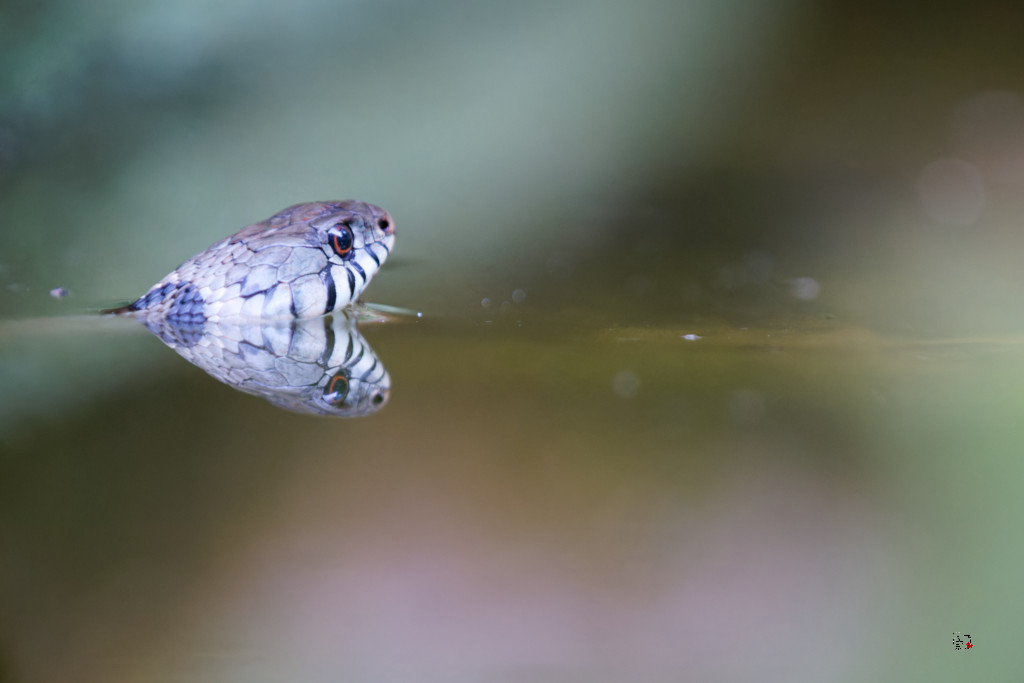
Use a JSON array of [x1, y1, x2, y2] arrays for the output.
[[2, 253, 1018, 681]]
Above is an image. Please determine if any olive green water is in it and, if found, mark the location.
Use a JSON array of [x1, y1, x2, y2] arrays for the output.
[[4, 1, 1024, 681], [2, 242, 1021, 681]]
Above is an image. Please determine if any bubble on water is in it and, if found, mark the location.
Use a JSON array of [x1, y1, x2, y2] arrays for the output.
[[917, 157, 986, 226], [612, 370, 640, 399], [49, 287, 70, 299], [788, 277, 820, 301], [512, 288, 526, 304], [681, 333, 702, 341], [481, 297, 491, 308]]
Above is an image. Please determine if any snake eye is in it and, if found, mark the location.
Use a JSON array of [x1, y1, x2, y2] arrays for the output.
[[323, 373, 350, 405], [327, 223, 354, 258]]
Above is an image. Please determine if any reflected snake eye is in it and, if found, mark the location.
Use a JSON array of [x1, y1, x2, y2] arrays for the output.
[[327, 223, 354, 258], [323, 373, 350, 405]]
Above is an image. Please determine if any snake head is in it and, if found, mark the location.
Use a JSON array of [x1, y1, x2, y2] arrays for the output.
[[142, 313, 392, 417], [305, 200, 396, 287], [310, 362, 392, 417], [124, 200, 395, 321]]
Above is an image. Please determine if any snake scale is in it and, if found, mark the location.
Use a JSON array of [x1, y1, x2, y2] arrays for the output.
[[144, 312, 391, 416], [113, 200, 396, 416], [115, 200, 395, 322]]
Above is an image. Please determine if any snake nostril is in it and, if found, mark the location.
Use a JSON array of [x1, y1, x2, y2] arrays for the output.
[[377, 218, 391, 233]]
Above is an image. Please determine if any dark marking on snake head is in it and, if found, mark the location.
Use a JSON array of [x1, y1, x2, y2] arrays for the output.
[[130, 281, 206, 323], [348, 344, 365, 369], [319, 316, 336, 366], [345, 269, 356, 300], [341, 330, 354, 364], [360, 358, 379, 383], [350, 261, 367, 285], [323, 268, 337, 314], [111, 199, 394, 321], [142, 316, 204, 348]]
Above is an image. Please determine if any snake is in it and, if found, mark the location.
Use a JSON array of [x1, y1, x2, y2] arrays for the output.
[[112, 199, 395, 322], [144, 312, 391, 417], [110, 200, 396, 416]]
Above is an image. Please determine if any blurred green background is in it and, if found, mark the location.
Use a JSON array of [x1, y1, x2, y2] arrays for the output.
[[2, 1, 1024, 681]]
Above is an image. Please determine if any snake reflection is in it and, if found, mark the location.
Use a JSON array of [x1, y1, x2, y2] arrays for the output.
[[142, 312, 391, 417], [110, 200, 396, 416]]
